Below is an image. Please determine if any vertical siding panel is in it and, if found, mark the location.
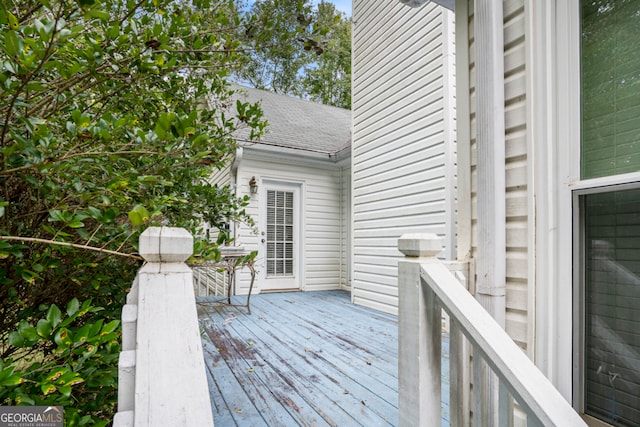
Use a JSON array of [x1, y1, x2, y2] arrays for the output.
[[503, 1, 529, 351], [466, 0, 529, 350], [353, 1, 456, 315]]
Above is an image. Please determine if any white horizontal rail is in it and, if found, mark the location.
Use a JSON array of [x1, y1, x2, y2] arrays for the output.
[[421, 261, 585, 426], [397, 233, 586, 427], [192, 265, 228, 297]]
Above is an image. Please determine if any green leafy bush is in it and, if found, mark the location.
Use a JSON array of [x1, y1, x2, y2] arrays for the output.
[[0, 0, 270, 422], [1, 299, 121, 425]]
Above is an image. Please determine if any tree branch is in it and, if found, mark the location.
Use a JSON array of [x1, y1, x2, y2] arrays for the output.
[[1, 150, 177, 176], [118, 0, 147, 25], [0, 236, 142, 260], [162, 48, 256, 54]]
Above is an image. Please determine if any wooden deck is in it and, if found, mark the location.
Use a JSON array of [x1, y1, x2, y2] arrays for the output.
[[197, 290, 449, 426]]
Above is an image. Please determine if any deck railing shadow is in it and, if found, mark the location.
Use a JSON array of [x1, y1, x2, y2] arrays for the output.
[[397, 233, 587, 427]]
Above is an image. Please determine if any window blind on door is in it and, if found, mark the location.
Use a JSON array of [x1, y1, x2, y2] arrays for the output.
[[266, 190, 294, 277]]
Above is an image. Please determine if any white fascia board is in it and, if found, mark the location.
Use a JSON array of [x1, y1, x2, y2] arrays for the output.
[[401, 0, 454, 10], [242, 144, 350, 167]]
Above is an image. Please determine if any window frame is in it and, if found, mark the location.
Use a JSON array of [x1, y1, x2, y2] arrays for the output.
[[572, 179, 640, 421], [528, 0, 640, 416], [258, 178, 304, 292], [265, 188, 296, 278], [570, 0, 640, 422]]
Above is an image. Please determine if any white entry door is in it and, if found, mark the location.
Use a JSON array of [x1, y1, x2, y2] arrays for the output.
[[260, 182, 301, 292]]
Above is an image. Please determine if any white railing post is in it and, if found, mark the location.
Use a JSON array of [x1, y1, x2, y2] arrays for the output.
[[397, 233, 444, 427], [114, 227, 214, 426]]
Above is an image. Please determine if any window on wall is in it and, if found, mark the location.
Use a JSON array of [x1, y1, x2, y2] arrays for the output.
[[581, 0, 640, 180], [578, 1, 640, 425], [580, 188, 640, 426]]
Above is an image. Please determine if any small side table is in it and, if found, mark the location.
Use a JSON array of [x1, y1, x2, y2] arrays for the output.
[[192, 247, 256, 314]]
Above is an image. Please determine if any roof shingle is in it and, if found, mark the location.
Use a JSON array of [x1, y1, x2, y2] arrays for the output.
[[230, 85, 351, 156]]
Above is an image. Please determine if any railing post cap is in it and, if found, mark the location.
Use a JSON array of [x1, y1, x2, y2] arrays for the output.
[[398, 233, 443, 257], [139, 227, 193, 263]]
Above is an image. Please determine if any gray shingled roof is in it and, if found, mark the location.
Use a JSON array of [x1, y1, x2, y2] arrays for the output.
[[231, 85, 351, 156]]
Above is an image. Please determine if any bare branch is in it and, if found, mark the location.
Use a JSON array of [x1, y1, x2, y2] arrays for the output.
[[118, 0, 147, 25], [1, 150, 177, 176], [161, 48, 256, 54], [0, 236, 143, 260]]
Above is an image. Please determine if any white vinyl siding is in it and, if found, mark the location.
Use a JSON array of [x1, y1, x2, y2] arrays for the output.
[[203, 159, 232, 239], [464, 0, 530, 350], [234, 153, 347, 294], [504, 0, 530, 351], [352, 1, 456, 315], [207, 159, 231, 188], [341, 166, 351, 290]]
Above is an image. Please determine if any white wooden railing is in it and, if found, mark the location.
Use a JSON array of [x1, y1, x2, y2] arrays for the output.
[[192, 264, 228, 297], [397, 233, 587, 427], [113, 227, 214, 427], [191, 246, 251, 298]]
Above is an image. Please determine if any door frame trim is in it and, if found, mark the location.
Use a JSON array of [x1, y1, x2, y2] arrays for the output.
[[258, 178, 305, 292]]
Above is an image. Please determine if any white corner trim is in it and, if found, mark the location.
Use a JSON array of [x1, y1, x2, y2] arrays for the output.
[[442, 8, 457, 261], [474, 0, 507, 323], [528, 0, 580, 402], [454, 0, 472, 263]]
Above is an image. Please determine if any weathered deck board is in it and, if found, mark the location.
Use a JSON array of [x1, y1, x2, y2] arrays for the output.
[[197, 290, 449, 426]]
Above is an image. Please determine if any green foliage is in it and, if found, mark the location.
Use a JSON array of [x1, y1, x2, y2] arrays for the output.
[[1, 299, 120, 425], [236, 0, 351, 108], [0, 0, 269, 422], [301, 2, 351, 109], [237, 0, 314, 94]]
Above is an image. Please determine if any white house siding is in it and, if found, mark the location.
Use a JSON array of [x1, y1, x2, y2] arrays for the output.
[[232, 151, 348, 294], [352, 1, 456, 315], [462, 0, 530, 351], [199, 159, 232, 240], [341, 166, 351, 290], [208, 160, 231, 188]]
